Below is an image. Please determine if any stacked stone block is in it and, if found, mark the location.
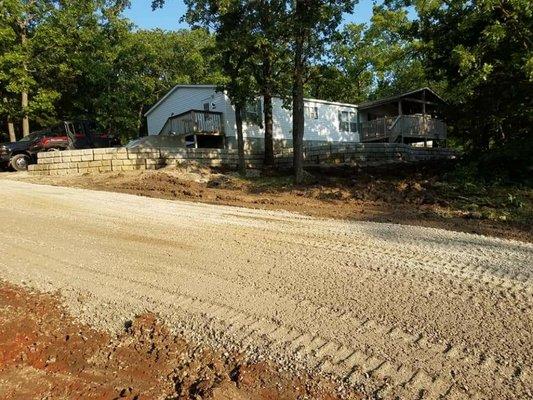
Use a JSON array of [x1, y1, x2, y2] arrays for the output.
[[28, 144, 456, 176]]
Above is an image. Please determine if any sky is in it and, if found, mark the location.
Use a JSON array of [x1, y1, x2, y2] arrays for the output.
[[122, 0, 379, 31]]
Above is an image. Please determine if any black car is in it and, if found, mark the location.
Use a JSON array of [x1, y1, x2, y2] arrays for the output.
[[0, 131, 48, 171]]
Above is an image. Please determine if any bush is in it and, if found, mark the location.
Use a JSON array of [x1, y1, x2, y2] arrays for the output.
[[455, 136, 533, 186], [478, 136, 533, 185]]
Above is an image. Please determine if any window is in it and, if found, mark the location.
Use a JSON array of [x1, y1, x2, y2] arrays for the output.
[[243, 99, 263, 127], [339, 111, 357, 132], [304, 106, 318, 119], [203, 102, 210, 111]]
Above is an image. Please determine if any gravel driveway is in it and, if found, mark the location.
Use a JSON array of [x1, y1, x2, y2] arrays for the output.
[[0, 180, 531, 399]]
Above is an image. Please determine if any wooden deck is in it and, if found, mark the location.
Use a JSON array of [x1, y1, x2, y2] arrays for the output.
[[159, 110, 224, 136], [360, 115, 447, 143]]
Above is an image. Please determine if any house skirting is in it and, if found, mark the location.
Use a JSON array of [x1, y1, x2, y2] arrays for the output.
[[225, 137, 337, 152]]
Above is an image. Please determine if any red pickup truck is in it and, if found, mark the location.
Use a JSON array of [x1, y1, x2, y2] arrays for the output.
[[0, 121, 120, 171], [29, 121, 120, 153]]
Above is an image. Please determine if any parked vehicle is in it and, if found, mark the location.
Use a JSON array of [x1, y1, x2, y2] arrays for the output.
[[0, 131, 48, 171], [0, 121, 120, 171], [29, 121, 120, 153]]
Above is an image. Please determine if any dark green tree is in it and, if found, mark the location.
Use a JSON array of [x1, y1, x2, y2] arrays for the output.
[[180, 0, 260, 174], [388, 0, 532, 153], [0, 0, 58, 137], [248, 0, 291, 166], [290, 0, 357, 183], [306, 6, 439, 105]]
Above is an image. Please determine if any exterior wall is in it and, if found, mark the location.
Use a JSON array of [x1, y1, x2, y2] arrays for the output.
[[146, 86, 360, 145], [271, 98, 359, 143], [226, 97, 360, 143], [146, 86, 224, 135]]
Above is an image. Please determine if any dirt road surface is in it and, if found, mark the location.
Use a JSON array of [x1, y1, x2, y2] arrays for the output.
[[0, 180, 531, 399]]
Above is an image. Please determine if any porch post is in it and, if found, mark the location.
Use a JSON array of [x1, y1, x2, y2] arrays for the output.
[[398, 100, 403, 144], [422, 91, 428, 145]]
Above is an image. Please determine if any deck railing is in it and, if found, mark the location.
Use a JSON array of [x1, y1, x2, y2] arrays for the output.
[[159, 110, 224, 136], [360, 115, 446, 143]]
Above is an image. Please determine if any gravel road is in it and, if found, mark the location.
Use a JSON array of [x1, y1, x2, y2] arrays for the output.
[[0, 180, 531, 399]]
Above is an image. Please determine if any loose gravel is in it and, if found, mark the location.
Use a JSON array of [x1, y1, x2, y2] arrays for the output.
[[0, 180, 531, 399]]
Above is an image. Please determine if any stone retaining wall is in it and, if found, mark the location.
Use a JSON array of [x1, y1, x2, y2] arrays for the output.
[[280, 143, 457, 167], [28, 148, 264, 176], [28, 144, 457, 176]]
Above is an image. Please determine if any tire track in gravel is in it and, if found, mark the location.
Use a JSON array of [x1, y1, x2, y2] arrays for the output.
[[1, 245, 528, 400], [0, 180, 532, 399]]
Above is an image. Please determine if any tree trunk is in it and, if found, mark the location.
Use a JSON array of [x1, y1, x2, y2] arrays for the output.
[[21, 26, 30, 136], [137, 104, 145, 137], [292, 0, 306, 184], [263, 92, 274, 166], [261, 42, 274, 166], [21, 92, 29, 136], [7, 118, 16, 142], [235, 103, 246, 175]]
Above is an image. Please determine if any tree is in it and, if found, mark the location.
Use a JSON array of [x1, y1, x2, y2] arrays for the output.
[[387, 0, 532, 153], [0, 0, 57, 136], [290, 0, 356, 183], [178, 0, 291, 167], [362, 6, 430, 99], [95, 28, 224, 139], [306, 6, 439, 105], [306, 23, 373, 104], [247, 0, 291, 166], [216, 7, 258, 175], [3, 0, 224, 141], [180, 0, 260, 175], [0, 21, 17, 141]]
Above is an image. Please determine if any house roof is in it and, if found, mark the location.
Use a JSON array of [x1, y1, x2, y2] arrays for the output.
[[302, 97, 358, 108], [357, 87, 445, 111], [144, 85, 218, 117]]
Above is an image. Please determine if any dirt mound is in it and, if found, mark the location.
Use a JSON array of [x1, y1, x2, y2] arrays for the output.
[[0, 282, 361, 400], [4, 160, 531, 242]]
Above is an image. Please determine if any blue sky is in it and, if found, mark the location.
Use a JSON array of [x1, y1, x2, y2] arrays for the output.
[[122, 0, 379, 31]]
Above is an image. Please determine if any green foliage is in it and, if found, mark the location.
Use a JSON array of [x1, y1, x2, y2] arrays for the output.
[[0, 0, 57, 131], [1, 0, 224, 141], [445, 134, 533, 187], [407, 0, 533, 152], [473, 135, 533, 185], [306, 6, 441, 103], [94, 28, 224, 139]]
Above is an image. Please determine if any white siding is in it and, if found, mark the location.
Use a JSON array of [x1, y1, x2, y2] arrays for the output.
[[146, 87, 222, 135], [147, 86, 360, 143], [226, 97, 359, 142], [271, 98, 359, 142], [223, 98, 263, 139]]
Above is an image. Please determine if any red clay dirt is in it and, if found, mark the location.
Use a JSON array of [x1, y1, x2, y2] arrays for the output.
[[0, 282, 361, 400]]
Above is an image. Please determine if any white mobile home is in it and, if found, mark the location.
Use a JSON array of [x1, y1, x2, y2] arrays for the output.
[[144, 85, 447, 149], [144, 85, 359, 150]]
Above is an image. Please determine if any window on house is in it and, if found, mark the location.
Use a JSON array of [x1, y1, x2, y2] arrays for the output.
[[243, 99, 263, 127], [350, 112, 357, 132], [304, 106, 318, 119], [203, 102, 210, 111], [339, 111, 357, 132]]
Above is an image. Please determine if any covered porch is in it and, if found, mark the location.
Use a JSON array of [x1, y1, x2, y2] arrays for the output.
[[358, 87, 447, 146]]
